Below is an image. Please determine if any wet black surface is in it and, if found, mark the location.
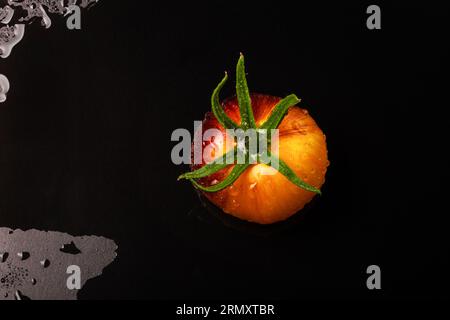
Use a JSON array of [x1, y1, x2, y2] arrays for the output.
[[0, 228, 117, 300], [0, 2, 448, 299]]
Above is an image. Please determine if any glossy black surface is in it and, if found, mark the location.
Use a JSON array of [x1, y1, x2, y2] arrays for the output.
[[0, 2, 448, 299]]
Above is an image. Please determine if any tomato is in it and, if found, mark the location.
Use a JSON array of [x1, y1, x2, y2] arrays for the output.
[[192, 94, 329, 224], [179, 55, 329, 225]]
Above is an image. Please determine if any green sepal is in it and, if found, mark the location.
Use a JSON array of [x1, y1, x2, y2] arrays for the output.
[[178, 149, 236, 181], [268, 152, 322, 195], [260, 94, 301, 130], [236, 54, 256, 129], [211, 72, 240, 129], [190, 164, 250, 193]]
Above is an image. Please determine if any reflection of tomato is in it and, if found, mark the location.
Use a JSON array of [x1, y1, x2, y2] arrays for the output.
[[192, 94, 329, 224]]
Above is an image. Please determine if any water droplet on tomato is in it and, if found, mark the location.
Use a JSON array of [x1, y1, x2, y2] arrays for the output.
[[230, 199, 240, 209], [229, 186, 239, 197]]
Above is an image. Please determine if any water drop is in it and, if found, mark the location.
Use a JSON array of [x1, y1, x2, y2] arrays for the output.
[[0, 5, 14, 24], [17, 252, 30, 261], [14, 290, 31, 300], [40, 259, 50, 268], [60, 242, 81, 255], [0, 24, 25, 59], [0, 74, 10, 103], [39, 6, 52, 29], [0, 252, 8, 263]]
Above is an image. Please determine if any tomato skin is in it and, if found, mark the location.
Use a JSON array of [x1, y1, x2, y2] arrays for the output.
[[192, 94, 329, 224]]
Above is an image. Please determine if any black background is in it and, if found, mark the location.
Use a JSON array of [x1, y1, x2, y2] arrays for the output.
[[0, 1, 449, 300]]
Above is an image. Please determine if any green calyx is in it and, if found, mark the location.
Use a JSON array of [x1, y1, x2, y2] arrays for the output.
[[179, 54, 321, 195]]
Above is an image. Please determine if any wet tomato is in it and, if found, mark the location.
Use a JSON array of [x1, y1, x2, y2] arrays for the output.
[[179, 55, 329, 224]]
